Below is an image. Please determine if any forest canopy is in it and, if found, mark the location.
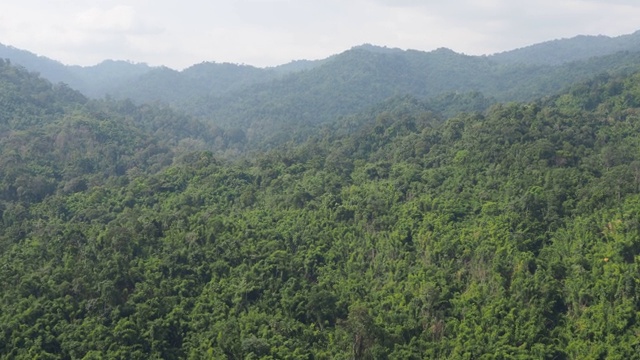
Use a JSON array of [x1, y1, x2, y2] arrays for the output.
[[0, 55, 639, 359]]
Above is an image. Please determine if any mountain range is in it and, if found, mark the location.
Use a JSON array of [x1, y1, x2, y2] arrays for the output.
[[3, 30, 640, 146], [3, 29, 640, 358]]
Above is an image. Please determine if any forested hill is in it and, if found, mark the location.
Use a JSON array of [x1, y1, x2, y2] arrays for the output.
[[0, 44, 314, 99], [490, 30, 640, 65], [3, 30, 640, 112], [0, 59, 248, 206], [4, 30, 640, 96], [68, 41, 640, 149], [103, 62, 283, 107], [5, 32, 640, 152], [0, 44, 154, 97], [188, 46, 640, 145], [1, 57, 640, 358]]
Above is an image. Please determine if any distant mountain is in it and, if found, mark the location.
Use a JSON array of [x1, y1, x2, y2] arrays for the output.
[[4, 30, 640, 147], [67, 60, 152, 97], [490, 30, 640, 65], [0, 59, 230, 203], [0, 44, 153, 96], [183, 44, 640, 145], [0, 43, 79, 86], [104, 62, 282, 106], [190, 47, 496, 130], [271, 58, 328, 74], [2, 30, 640, 103]]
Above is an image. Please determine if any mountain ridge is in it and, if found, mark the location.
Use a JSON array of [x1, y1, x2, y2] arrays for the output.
[[2, 55, 640, 357], [3, 29, 640, 90], [4, 30, 640, 148], [490, 30, 640, 65]]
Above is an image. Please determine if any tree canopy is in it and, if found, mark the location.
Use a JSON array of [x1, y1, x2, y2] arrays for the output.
[[1, 58, 640, 358]]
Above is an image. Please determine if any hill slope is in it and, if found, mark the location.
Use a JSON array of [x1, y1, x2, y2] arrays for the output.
[[1, 58, 640, 358], [2, 30, 640, 106], [0, 44, 154, 96], [0, 59, 245, 207], [491, 30, 640, 65], [185, 46, 640, 145]]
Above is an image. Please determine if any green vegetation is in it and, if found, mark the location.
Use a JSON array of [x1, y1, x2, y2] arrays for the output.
[[6, 34, 640, 149], [1, 54, 640, 359], [491, 30, 640, 65]]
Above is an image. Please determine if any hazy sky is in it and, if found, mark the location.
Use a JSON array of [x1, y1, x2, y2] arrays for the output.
[[1, 0, 639, 69]]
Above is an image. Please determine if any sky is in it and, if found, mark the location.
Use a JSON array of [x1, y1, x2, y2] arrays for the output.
[[1, 0, 640, 69]]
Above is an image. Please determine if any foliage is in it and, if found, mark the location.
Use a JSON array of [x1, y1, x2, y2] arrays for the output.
[[7, 38, 640, 150], [2, 59, 640, 358], [491, 30, 640, 66]]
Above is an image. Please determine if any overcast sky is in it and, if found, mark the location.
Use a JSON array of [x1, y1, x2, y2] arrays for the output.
[[1, 0, 639, 69]]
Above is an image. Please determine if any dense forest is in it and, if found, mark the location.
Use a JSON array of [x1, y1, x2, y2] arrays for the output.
[[5, 30, 640, 99], [1, 40, 640, 359]]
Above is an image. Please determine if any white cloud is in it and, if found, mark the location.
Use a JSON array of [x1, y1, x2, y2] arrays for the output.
[[363, 0, 640, 53], [75, 6, 136, 32], [1, 0, 640, 68]]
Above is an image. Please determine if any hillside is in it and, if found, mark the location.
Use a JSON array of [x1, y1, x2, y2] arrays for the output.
[[6, 30, 640, 93], [3, 31, 640, 123], [0, 44, 154, 97], [1, 57, 640, 358], [4, 31, 640, 153], [491, 30, 640, 65], [0, 59, 247, 208], [67, 60, 153, 98], [0, 44, 319, 101], [0, 44, 81, 86], [185, 46, 640, 145], [103, 62, 283, 106]]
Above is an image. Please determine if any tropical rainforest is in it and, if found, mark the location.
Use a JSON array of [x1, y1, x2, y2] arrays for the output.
[[1, 31, 640, 359]]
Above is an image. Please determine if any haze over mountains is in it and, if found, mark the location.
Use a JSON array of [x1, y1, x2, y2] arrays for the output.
[[2, 32, 640, 136], [2, 31, 640, 150], [491, 30, 640, 65], [0, 32, 639, 94]]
